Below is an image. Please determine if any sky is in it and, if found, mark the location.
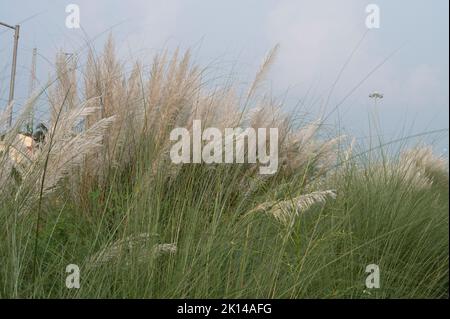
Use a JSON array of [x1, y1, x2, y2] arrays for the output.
[[0, 0, 448, 153]]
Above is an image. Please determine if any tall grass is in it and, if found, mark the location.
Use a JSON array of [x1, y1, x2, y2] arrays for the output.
[[0, 36, 448, 298]]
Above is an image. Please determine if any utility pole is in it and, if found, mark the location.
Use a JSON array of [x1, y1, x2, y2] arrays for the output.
[[0, 21, 20, 127], [27, 48, 37, 133]]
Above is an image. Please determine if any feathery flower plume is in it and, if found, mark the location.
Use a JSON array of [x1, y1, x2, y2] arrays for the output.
[[87, 233, 176, 267], [247, 190, 337, 225]]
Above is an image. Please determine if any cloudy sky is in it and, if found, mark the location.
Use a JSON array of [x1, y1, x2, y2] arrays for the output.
[[1, 0, 448, 152]]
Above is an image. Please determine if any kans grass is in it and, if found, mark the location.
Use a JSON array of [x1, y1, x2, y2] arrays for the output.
[[0, 37, 448, 298]]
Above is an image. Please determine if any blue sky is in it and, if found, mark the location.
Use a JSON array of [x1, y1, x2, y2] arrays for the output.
[[1, 0, 448, 152]]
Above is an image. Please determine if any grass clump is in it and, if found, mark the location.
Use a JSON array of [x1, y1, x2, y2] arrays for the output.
[[0, 37, 448, 298]]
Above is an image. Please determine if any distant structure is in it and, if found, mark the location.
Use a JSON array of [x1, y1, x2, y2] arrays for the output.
[[369, 91, 383, 107], [0, 21, 20, 127], [27, 48, 38, 134], [369, 92, 383, 99]]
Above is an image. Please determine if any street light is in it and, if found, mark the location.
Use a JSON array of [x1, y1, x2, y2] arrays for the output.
[[369, 91, 383, 107], [369, 92, 383, 99], [0, 21, 20, 127]]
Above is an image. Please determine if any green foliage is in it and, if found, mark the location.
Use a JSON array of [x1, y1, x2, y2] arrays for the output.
[[0, 145, 448, 298]]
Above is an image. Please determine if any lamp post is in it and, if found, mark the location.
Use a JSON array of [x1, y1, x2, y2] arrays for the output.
[[0, 21, 20, 127], [369, 91, 383, 108], [369, 92, 384, 132]]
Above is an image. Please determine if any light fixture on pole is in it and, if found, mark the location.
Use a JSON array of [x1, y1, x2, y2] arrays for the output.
[[369, 91, 383, 107]]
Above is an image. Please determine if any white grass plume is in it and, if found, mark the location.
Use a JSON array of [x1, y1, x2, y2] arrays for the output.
[[397, 146, 448, 189], [246, 44, 280, 103], [87, 233, 176, 267], [247, 190, 337, 225]]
